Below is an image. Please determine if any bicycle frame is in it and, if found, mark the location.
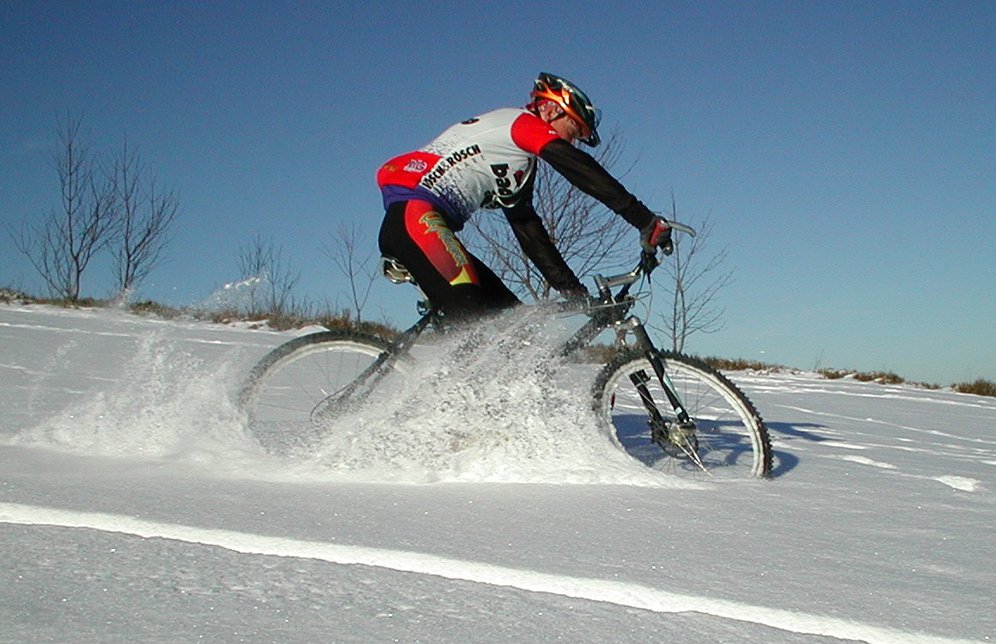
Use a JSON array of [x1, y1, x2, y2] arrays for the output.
[[245, 222, 772, 477], [345, 250, 693, 433]]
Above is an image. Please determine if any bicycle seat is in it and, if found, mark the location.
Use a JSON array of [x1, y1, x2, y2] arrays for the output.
[[380, 256, 416, 285]]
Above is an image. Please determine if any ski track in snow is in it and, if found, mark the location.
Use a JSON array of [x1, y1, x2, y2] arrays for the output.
[[930, 475, 982, 492], [0, 502, 974, 644], [753, 379, 992, 494], [0, 318, 272, 348], [836, 455, 897, 469]]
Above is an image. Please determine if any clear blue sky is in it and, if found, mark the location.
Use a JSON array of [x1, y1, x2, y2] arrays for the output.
[[2, 1, 994, 385]]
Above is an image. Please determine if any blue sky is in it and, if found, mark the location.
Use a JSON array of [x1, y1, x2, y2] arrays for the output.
[[2, 1, 994, 385]]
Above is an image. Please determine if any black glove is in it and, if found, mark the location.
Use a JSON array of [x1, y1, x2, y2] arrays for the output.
[[640, 216, 673, 256]]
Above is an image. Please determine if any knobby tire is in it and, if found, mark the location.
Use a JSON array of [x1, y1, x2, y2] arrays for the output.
[[239, 330, 397, 454], [593, 350, 773, 479]]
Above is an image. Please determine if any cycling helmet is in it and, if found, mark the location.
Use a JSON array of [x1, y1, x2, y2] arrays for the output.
[[530, 72, 601, 147]]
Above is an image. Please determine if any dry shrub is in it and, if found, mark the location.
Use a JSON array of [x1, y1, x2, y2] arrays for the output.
[[954, 379, 996, 398]]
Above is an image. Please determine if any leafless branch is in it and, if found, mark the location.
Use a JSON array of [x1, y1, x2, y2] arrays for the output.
[[236, 234, 301, 318], [109, 138, 179, 295], [653, 198, 734, 352], [322, 222, 378, 323], [9, 114, 115, 301]]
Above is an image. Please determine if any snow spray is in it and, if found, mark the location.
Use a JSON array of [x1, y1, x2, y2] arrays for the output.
[[301, 308, 668, 486]]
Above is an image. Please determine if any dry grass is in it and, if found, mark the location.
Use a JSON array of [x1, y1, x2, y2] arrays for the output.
[[852, 371, 905, 385], [953, 379, 996, 397], [703, 356, 784, 373]]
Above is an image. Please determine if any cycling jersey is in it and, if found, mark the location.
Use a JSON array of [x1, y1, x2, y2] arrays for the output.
[[378, 108, 560, 228], [378, 107, 656, 232]]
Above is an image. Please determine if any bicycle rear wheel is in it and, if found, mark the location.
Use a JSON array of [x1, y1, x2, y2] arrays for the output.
[[593, 350, 772, 479], [239, 330, 398, 453]]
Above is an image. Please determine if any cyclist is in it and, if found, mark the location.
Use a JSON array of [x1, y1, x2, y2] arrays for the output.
[[377, 72, 672, 321]]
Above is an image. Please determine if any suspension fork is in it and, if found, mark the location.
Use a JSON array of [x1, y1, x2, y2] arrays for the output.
[[630, 323, 692, 425], [559, 307, 691, 425], [627, 368, 669, 444]]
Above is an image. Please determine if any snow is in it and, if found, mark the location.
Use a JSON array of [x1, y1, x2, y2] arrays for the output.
[[1, 303, 993, 643]]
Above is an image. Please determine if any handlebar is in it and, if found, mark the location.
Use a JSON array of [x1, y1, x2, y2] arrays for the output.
[[587, 219, 697, 307], [553, 220, 696, 316], [592, 251, 657, 302], [593, 257, 647, 292]]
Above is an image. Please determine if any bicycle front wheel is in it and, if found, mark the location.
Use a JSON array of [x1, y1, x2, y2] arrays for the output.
[[593, 350, 772, 479], [239, 330, 397, 453]]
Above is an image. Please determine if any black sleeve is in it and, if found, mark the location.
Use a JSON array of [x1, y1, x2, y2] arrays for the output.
[[503, 195, 584, 294], [538, 138, 656, 230]]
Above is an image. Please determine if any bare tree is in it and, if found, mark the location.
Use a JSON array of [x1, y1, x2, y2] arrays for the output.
[[9, 114, 115, 301], [654, 198, 734, 353], [108, 138, 179, 296], [236, 234, 300, 318], [466, 130, 633, 301], [322, 222, 377, 323]]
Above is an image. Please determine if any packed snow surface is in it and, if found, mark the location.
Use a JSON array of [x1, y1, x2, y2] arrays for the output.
[[1, 303, 993, 643]]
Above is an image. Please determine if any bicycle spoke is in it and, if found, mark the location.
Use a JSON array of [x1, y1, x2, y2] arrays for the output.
[[594, 351, 772, 479], [239, 332, 398, 454]]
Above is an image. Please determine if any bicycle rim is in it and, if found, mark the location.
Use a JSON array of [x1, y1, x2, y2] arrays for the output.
[[240, 331, 395, 453], [594, 351, 772, 479]]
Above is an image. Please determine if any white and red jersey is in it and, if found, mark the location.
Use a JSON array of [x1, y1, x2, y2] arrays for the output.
[[377, 108, 562, 227]]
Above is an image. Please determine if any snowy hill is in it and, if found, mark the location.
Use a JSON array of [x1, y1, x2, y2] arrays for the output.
[[1, 304, 993, 643]]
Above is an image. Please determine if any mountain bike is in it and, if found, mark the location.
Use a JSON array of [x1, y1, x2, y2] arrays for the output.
[[239, 222, 773, 479]]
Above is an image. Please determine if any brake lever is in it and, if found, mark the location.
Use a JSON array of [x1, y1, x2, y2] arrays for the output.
[[638, 250, 660, 276]]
